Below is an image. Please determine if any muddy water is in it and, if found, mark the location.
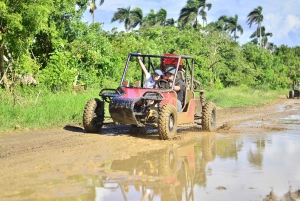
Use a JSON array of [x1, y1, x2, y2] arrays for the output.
[[2, 115, 300, 201], [63, 117, 300, 201]]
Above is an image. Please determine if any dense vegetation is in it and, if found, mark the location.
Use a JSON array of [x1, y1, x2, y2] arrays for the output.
[[0, 0, 299, 132], [1, 0, 300, 92]]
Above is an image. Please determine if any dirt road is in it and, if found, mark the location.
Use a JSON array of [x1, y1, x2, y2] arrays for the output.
[[0, 95, 299, 200]]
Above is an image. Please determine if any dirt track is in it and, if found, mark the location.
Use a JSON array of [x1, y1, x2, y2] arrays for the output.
[[0, 95, 299, 199]]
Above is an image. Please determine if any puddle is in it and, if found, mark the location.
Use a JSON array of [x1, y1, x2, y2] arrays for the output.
[[239, 114, 300, 129], [62, 131, 300, 201], [3, 130, 300, 200], [279, 115, 300, 125]]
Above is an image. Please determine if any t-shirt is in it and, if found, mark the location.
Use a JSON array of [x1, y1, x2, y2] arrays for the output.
[[144, 72, 155, 88], [175, 79, 185, 104]]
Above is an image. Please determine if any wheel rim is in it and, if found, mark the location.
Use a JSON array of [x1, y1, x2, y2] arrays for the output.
[[169, 114, 174, 132]]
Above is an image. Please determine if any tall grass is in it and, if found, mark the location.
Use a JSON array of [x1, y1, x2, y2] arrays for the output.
[[205, 86, 287, 108], [0, 87, 101, 133], [0, 85, 287, 133]]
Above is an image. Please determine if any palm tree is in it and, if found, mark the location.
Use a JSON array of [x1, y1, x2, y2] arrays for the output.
[[178, 3, 198, 29], [178, 0, 212, 28], [130, 7, 143, 29], [165, 18, 176, 26], [206, 21, 224, 31], [266, 42, 277, 53], [142, 9, 156, 26], [89, 0, 104, 24], [219, 14, 243, 41], [111, 6, 133, 32], [156, 8, 167, 26], [199, 0, 212, 27], [142, 9, 168, 27], [247, 6, 264, 46], [250, 26, 272, 47]]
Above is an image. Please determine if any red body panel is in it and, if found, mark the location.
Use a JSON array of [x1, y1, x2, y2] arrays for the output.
[[120, 87, 178, 109]]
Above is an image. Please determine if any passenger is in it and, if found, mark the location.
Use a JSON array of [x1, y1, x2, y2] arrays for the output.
[[165, 66, 185, 111], [137, 55, 163, 88]]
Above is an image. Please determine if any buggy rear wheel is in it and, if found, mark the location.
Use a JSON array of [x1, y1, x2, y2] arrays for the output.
[[202, 102, 216, 132], [158, 104, 178, 140], [83, 98, 105, 133], [289, 90, 294, 99], [295, 90, 300, 98]]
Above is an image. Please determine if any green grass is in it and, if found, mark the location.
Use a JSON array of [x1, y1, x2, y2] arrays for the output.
[[0, 88, 101, 133], [205, 86, 287, 108], [0, 85, 288, 133]]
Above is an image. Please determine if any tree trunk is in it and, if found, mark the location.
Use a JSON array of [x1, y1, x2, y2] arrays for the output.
[[0, 40, 4, 77], [0, 40, 9, 90], [92, 12, 94, 24], [259, 24, 262, 47]]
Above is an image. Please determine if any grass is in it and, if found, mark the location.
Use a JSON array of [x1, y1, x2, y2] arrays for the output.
[[205, 86, 287, 108], [0, 85, 288, 133], [0, 88, 101, 133]]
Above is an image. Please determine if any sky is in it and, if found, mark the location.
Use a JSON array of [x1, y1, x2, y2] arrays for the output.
[[82, 0, 300, 47]]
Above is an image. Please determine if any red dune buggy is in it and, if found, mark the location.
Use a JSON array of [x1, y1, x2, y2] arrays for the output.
[[83, 53, 216, 140]]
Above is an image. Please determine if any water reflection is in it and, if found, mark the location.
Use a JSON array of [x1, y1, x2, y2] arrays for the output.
[[88, 134, 249, 200], [248, 136, 266, 168], [95, 141, 198, 201], [68, 132, 300, 201]]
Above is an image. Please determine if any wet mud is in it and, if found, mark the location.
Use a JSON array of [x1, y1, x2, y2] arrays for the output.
[[0, 95, 300, 200]]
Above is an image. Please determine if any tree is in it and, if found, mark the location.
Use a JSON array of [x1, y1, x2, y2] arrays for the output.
[[199, 0, 212, 27], [130, 7, 143, 29], [143, 9, 157, 27], [247, 6, 264, 46], [142, 8, 168, 27], [250, 26, 272, 47], [89, 0, 105, 24], [111, 6, 144, 32], [156, 8, 167, 26], [206, 20, 225, 32], [165, 18, 176, 26], [0, 0, 54, 90], [266, 42, 277, 53], [218, 14, 243, 41], [178, 0, 212, 28], [111, 6, 132, 32]]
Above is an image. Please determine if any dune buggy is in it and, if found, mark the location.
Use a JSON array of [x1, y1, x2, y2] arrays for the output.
[[83, 53, 216, 140], [288, 79, 300, 99]]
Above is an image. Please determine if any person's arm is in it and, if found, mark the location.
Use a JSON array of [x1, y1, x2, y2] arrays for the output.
[[137, 55, 149, 76], [169, 80, 181, 91], [173, 85, 181, 91]]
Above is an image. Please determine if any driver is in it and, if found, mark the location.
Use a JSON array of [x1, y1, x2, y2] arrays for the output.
[[165, 66, 185, 111], [137, 55, 163, 88]]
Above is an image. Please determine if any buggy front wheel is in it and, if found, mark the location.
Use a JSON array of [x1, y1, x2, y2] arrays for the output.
[[158, 104, 178, 140], [289, 90, 294, 99], [83, 98, 105, 133]]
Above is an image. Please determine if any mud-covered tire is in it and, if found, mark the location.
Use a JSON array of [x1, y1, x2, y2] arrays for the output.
[[289, 90, 294, 99], [83, 98, 104, 133], [202, 134, 217, 162], [202, 102, 216, 132], [158, 147, 177, 176], [158, 104, 178, 140]]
